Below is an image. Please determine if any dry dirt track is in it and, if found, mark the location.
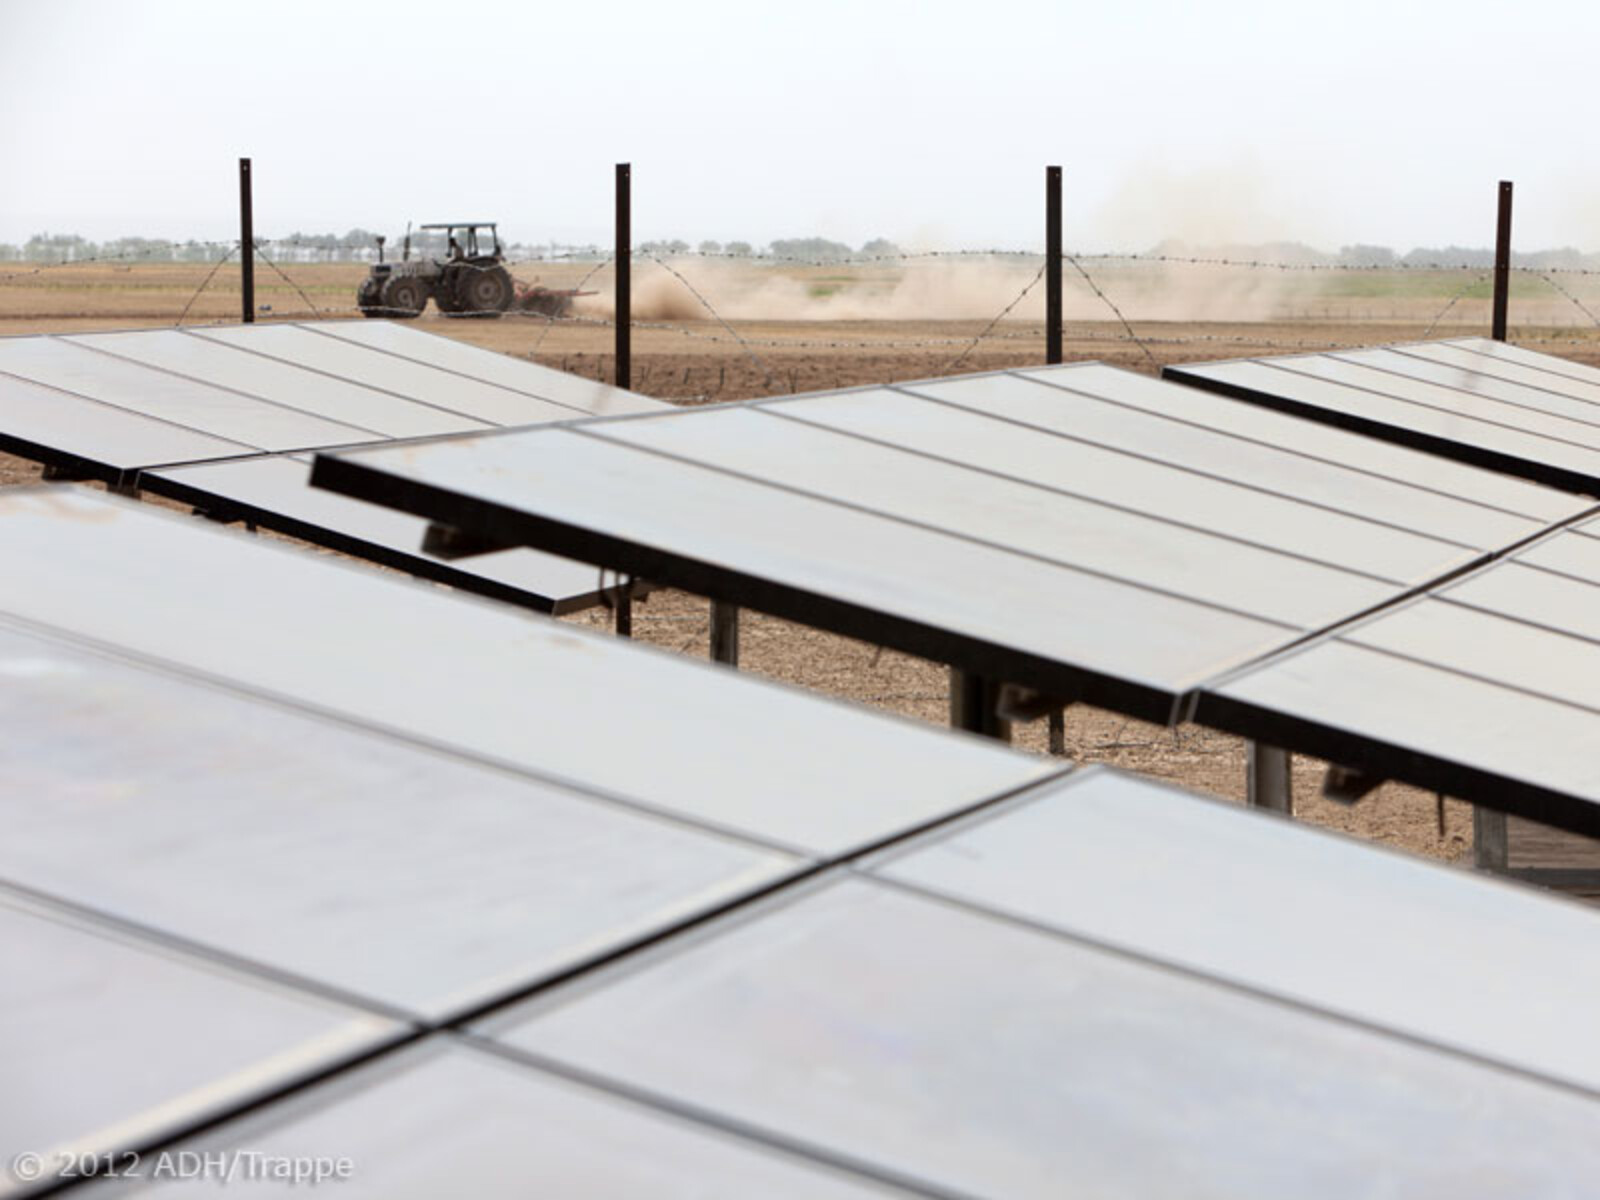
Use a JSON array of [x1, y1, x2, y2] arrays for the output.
[[7, 262, 1600, 865]]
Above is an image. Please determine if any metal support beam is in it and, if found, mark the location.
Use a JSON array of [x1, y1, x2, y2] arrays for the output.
[[949, 668, 1012, 742], [709, 600, 738, 666], [1046, 164, 1062, 365], [1047, 707, 1066, 756], [1474, 806, 1510, 870], [613, 585, 633, 638], [239, 157, 254, 324], [1246, 742, 1292, 813], [615, 162, 631, 389], [1491, 179, 1513, 341]]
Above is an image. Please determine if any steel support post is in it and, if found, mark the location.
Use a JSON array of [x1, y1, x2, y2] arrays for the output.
[[1246, 742, 1292, 813], [710, 600, 739, 666]]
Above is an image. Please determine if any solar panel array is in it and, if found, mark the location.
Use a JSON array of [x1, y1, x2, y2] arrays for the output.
[[1199, 509, 1600, 833], [39, 761, 1598, 1198], [1165, 337, 1600, 493], [0, 487, 1066, 1194], [0, 320, 662, 612], [313, 362, 1588, 726]]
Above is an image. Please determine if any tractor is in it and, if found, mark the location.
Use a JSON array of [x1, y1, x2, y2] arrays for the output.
[[357, 223, 515, 318]]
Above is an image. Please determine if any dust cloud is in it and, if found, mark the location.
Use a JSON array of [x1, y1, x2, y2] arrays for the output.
[[575, 255, 1311, 324]]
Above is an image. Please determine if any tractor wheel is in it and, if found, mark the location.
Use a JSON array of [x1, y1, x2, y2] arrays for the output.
[[454, 264, 513, 318], [434, 285, 463, 316], [356, 277, 384, 317], [380, 275, 428, 319]]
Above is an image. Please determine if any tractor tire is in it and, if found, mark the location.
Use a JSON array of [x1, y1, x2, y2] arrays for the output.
[[434, 286, 464, 316], [380, 275, 428, 319], [454, 264, 513, 318], [356, 276, 384, 317]]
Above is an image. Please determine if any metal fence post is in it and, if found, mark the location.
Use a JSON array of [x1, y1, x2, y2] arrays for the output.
[[615, 163, 631, 388], [1046, 165, 1062, 365], [239, 157, 254, 324], [1492, 179, 1513, 341]]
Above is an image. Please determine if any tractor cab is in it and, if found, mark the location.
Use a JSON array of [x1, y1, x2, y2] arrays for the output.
[[422, 223, 502, 264]]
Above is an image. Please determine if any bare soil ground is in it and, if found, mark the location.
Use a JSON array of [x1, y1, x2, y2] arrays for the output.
[[7, 259, 1599, 866]]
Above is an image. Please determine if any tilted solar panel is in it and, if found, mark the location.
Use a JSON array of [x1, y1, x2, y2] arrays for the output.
[[312, 364, 1589, 724], [0, 321, 668, 612], [1165, 338, 1600, 493], [1198, 512, 1600, 834]]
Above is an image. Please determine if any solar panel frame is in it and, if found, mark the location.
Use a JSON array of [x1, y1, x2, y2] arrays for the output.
[[0, 322, 671, 611], [0, 487, 1060, 859], [138, 454, 637, 615], [311, 364, 1589, 726], [111, 1039, 920, 1198], [1193, 511, 1600, 835], [481, 870, 1600, 1198], [1165, 340, 1600, 494], [864, 765, 1600, 1095], [0, 616, 812, 1023], [0, 889, 404, 1183]]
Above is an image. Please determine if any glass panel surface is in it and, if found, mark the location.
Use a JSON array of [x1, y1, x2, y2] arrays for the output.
[[0, 373, 251, 470], [148, 457, 626, 611], [0, 490, 1053, 857], [1178, 360, 1600, 481], [0, 623, 800, 1020], [490, 879, 1600, 1200], [67, 330, 488, 439], [769, 387, 1473, 583], [600, 406, 1397, 627], [1334, 348, 1600, 432], [0, 336, 371, 451], [936, 367, 1561, 541], [877, 767, 1600, 1094], [116, 1042, 908, 1198], [190, 326, 581, 427], [1211, 639, 1600, 803], [327, 430, 1296, 694], [313, 321, 665, 416], [0, 892, 399, 1177]]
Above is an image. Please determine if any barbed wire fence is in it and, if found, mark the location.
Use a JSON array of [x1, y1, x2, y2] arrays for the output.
[[8, 236, 1600, 398]]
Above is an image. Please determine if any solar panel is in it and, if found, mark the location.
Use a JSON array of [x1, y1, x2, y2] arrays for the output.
[[0, 333, 370, 451], [140, 456, 635, 614], [189, 324, 610, 426], [482, 876, 1600, 1196], [68, 328, 491, 439], [124, 1041, 910, 1197], [0, 889, 400, 1178], [312, 364, 1590, 724], [1198, 513, 1600, 835], [1165, 338, 1600, 493], [0, 322, 671, 613], [0, 488, 1055, 858], [870, 767, 1600, 1095], [314, 319, 661, 416], [0, 618, 803, 1021]]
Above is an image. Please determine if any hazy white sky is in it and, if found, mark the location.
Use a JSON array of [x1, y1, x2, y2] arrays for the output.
[[3, 0, 1598, 252]]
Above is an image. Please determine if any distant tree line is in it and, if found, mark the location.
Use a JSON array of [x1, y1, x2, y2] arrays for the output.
[[4, 231, 1599, 269], [0, 231, 908, 265]]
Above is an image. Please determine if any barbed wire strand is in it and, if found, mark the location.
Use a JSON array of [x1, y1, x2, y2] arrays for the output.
[[641, 253, 782, 391], [173, 245, 239, 327], [1534, 271, 1600, 329], [940, 262, 1047, 374], [251, 243, 322, 317], [1065, 253, 1159, 366], [1421, 272, 1491, 339]]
